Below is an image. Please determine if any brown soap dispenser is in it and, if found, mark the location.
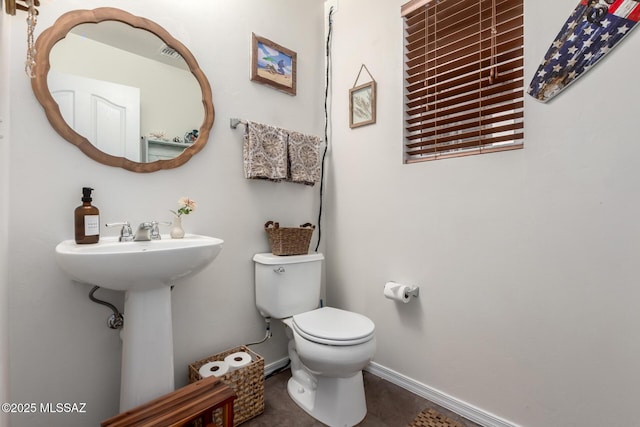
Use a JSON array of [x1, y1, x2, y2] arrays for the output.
[[74, 187, 100, 244]]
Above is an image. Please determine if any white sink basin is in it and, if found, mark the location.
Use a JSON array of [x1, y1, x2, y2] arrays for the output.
[[55, 234, 223, 411], [55, 234, 223, 291]]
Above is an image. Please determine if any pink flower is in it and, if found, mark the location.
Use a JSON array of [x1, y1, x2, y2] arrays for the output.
[[170, 197, 197, 217]]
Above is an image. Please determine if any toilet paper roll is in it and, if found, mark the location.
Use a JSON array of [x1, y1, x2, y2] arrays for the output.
[[224, 351, 252, 371], [384, 282, 411, 303], [198, 361, 230, 378]]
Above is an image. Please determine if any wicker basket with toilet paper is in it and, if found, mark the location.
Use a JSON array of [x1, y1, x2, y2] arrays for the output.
[[189, 345, 264, 426]]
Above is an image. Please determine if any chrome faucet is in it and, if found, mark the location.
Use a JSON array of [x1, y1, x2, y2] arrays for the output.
[[151, 221, 170, 239], [105, 221, 134, 242], [134, 221, 170, 241], [106, 221, 169, 241], [134, 222, 153, 241]]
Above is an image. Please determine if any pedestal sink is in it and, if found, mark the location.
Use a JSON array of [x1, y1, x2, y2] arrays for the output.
[[55, 234, 223, 411]]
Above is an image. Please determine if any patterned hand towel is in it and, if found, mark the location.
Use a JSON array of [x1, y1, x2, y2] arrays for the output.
[[243, 121, 288, 181], [287, 131, 321, 185]]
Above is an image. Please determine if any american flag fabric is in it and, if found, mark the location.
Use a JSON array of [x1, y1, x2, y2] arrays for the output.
[[528, 0, 640, 102]]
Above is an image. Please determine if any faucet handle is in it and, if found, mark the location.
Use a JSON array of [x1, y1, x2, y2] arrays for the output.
[[150, 221, 171, 240], [105, 221, 134, 242]]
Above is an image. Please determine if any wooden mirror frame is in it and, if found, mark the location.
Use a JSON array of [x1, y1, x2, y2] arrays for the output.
[[31, 7, 215, 173]]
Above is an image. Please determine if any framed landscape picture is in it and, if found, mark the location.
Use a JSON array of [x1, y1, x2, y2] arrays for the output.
[[251, 33, 297, 96], [349, 81, 376, 128]]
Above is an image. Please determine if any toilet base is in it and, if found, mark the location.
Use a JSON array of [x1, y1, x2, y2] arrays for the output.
[[287, 371, 367, 427]]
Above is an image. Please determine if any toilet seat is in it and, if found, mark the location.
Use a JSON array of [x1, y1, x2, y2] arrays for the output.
[[292, 307, 375, 346]]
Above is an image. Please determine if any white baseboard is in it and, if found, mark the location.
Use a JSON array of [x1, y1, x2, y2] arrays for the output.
[[365, 362, 521, 427], [264, 356, 290, 377]]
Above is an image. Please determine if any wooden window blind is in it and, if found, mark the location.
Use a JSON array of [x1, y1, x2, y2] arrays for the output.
[[402, 0, 524, 163]]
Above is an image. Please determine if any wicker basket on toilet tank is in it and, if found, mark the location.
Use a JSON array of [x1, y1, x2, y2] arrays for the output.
[[264, 221, 315, 256]]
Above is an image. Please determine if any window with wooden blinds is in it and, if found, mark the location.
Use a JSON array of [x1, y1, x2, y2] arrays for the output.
[[402, 0, 524, 163]]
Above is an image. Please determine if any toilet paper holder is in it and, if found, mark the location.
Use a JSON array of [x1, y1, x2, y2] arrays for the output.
[[384, 281, 420, 301], [404, 285, 419, 299]]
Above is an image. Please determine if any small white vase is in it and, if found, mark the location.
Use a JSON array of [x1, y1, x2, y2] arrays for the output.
[[170, 216, 185, 239]]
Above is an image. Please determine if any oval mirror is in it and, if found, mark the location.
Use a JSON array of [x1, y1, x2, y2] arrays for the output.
[[31, 8, 214, 173]]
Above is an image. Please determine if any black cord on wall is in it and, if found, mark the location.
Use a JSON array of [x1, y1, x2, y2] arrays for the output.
[[315, 6, 334, 252]]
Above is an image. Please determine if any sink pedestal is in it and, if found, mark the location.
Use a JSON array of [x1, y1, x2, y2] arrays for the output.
[[120, 286, 174, 411]]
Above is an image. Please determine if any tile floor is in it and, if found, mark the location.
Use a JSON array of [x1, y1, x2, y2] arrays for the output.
[[242, 369, 482, 427]]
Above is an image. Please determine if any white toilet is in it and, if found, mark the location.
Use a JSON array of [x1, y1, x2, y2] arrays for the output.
[[253, 253, 376, 427]]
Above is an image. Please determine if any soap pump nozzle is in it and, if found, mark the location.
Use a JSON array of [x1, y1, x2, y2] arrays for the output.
[[82, 187, 94, 203]]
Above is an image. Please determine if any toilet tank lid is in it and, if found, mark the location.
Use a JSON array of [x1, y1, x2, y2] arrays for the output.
[[253, 252, 324, 265]]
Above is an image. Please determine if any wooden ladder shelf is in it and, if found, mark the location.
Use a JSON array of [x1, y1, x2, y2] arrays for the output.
[[101, 375, 236, 427]]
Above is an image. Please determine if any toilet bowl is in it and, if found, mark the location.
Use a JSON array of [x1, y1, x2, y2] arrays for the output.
[[283, 307, 376, 427], [253, 253, 377, 427]]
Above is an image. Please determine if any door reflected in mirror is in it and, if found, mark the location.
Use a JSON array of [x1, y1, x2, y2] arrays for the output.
[[31, 8, 214, 173]]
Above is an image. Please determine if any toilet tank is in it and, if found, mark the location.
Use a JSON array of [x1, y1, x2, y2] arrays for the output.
[[253, 253, 324, 319]]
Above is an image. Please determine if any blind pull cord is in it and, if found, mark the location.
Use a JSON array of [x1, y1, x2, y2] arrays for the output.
[[489, 0, 498, 84]]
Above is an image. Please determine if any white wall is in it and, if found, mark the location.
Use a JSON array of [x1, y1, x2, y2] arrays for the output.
[[326, 1, 640, 427], [1, 10, 12, 427], [5, 1, 324, 426]]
